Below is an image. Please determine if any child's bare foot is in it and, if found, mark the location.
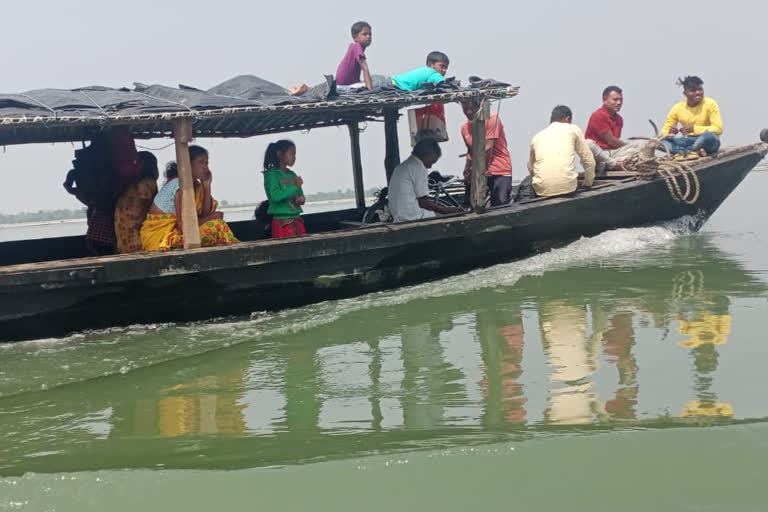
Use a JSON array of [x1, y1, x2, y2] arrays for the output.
[[288, 83, 308, 96]]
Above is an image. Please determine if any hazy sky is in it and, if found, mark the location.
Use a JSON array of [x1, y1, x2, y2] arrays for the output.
[[1, 0, 767, 214]]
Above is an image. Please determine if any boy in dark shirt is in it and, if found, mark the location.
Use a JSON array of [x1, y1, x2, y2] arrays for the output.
[[335, 21, 373, 90]]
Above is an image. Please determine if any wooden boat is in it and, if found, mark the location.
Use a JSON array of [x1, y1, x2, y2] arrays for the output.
[[0, 78, 766, 341]]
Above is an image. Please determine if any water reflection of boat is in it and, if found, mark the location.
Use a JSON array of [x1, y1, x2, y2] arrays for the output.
[[0, 237, 765, 475]]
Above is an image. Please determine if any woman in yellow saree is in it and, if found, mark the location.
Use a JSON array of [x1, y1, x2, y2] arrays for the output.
[[141, 145, 238, 251]]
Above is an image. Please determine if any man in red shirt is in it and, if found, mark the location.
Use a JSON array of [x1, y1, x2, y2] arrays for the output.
[[585, 86, 639, 175], [461, 101, 513, 206], [586, 86, 625, 149]]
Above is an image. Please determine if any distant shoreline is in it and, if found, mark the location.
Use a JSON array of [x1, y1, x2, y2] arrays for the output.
[[0, 218, 88, 229], [0, 197, 371, 229]]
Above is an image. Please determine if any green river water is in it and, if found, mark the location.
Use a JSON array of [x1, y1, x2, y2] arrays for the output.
[[1, 173, 768, 511]]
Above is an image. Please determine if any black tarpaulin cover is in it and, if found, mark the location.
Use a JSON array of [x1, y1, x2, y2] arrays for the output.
[[0, 75, 514, 145]]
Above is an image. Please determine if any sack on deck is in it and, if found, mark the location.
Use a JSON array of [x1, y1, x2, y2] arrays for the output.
[[407, 103, 448, 146]]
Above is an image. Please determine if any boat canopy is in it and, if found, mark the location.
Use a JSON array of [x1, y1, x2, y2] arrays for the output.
[[0, 75, 518, 146]]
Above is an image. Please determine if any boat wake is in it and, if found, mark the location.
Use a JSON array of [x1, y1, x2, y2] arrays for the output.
[[0, 218, 695, 398]]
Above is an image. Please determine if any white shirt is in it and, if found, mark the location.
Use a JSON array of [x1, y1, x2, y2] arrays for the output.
[[388, 155, 436, 223], [527, 122, 595, 197]]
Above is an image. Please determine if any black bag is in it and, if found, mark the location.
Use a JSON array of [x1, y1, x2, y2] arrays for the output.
[[513, 175, 537, 203], [64, 133, 114, 210], [254, 200, 272, 237]]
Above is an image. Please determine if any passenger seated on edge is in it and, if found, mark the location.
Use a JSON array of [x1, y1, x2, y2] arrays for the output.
[[335, 21, 374, 90], [585, 86, 640, 175], [140, 145, 238, 251], [262, 140, 307, 239], [660, 75, 722, 158], [526, 105, 596, 198], [115, 151, 159, 253], [389, 138, 461, 222], [390, 51, 450, 91]]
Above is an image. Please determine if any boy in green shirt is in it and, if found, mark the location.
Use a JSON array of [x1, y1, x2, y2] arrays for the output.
[[391, 51, 450, 91]]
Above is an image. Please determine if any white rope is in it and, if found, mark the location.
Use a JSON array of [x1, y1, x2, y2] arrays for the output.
[[19, 93, 58, 116], [136, 141, 176, 151], [131, 90, 197, 114], [78, 90, 110, 118]]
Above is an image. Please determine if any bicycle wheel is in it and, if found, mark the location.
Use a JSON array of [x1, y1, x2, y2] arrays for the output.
[[362, 197, 391, 223], [437, 196, 463, 209]]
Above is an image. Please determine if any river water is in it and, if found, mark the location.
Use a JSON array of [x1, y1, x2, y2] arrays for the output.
[[1, 174, 768, 511], [0, 199, 359, 242]]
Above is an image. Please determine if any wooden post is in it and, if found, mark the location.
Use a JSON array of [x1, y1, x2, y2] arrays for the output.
[[348, 122, 366, 209], [383, 108, 400, 183], [174, 118, 201, 249], [470, 98, 489, 212]]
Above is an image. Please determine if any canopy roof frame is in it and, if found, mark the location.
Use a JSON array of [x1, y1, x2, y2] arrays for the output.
[[0, 87, 519, 146]]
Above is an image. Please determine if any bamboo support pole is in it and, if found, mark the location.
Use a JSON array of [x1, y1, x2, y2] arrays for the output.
[[348, 122, 366, 209], [174, 118, 201, 249], [470, 99, 489, 212], [383, 109, 401, 183]]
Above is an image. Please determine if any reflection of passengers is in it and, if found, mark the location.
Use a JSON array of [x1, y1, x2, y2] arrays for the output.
[[141, 145, 238, 251], [389, 139, 460, 222], [477, 309, 527, 425], [400, 323, 447, 428], [114, 151, 159, 254], [600, 311, 639, 420], [540, 301, 598, 425], [526, 105, 596, 198]]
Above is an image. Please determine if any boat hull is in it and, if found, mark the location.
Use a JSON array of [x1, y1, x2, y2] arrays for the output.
[[0, 145, 765, 342]]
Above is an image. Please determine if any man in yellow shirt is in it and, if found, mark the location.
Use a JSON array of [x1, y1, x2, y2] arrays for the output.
[[526, 105, 596, 197], [660, 76, 722, 157]]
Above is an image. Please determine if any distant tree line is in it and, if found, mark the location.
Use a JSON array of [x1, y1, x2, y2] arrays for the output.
[[0, 188, 381, 224], [219, 188, 379, 208], [0, 208, 88, 224]]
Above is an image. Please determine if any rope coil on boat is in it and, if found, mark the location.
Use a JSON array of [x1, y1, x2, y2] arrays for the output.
[[623, 145, 701, 205]]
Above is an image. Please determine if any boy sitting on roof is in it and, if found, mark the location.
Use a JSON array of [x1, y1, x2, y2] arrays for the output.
[[660, 75, 722, 158], [336, 50, 449, 93], [335, 21, 374, 90]]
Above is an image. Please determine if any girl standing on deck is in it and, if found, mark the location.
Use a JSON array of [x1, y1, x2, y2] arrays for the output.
[[263, 140, 307, 238], [140, 145, 238, 251]]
